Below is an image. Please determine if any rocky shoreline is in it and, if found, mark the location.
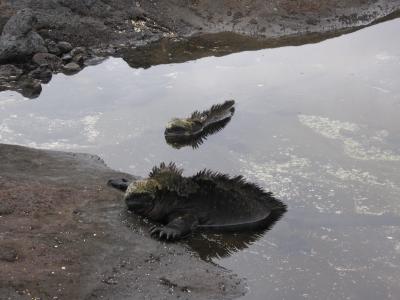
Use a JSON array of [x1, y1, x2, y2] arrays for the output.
[[0, 143, 245, 300], [1, 1, 400, 299], [0, 0, 399, 98]]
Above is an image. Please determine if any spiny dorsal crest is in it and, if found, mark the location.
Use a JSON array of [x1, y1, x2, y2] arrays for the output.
[[149, 162, 183, 178], [192, 169, 276, 199], [208, 100, 235, 116], [148, 162, 197, 196], [190, 100, 235, 120]]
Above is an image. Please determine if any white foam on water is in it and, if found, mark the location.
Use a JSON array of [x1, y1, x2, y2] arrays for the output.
[[298, 114, 400, 161]]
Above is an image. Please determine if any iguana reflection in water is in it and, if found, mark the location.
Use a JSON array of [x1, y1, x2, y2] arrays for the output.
[[186, 207, 286, 260], [164, 100, 235, 149]]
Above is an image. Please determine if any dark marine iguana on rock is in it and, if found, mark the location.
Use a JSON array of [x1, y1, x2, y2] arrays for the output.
[[108, 162, 286, 241], [164, 100, 235, 149]]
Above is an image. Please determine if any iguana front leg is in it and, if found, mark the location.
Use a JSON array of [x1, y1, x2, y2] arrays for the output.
[[150, 213, 199, 241]]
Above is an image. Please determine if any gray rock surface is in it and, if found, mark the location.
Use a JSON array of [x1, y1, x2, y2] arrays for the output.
[[0, 9, 47, 63], [18, 77, 42, 98], [63, 61, 81, 74], [32, 52, 62, 70], [0, 144, 245, 300], [0, 0, 398, 99], [29, 65, 52, 83], [46, 40, 61, 55], [0, 1, 398, 52], [57, 41, 73, 53], [84, 56, 107, 66], [70, 46, 87, 56], [0, 64, 23, 80]]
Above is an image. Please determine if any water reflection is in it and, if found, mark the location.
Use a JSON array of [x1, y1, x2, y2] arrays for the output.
[[119, 28, 378, 69], [165, 116, 234, 149], [0, 76, 42, 99], [119, 11, 400, 70], [1, 17, 400, 300], [187, 208, 287, 260], [164, 100, 235, 149], [121, 201, 286, 262]]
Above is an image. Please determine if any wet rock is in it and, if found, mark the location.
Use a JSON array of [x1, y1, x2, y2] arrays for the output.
[[46, 40, 61, 56], [57, 41, 73, 53], [102, 46, 116, 55], [0, 143, 245, 299], [0, 9, 47, 63], [70, 47, 86, 57], [0, 64, 23, 80], [32, 52, 61, 71], [63, 62, 81, 74], [19, 78, 42, 98], [2, 9, 36, 36], [61, 53, 73, 63], [72, 53, 85, 65], [29, 65, 52, 83], [0, 245, 18, 262], [84, 56, 107, 66]]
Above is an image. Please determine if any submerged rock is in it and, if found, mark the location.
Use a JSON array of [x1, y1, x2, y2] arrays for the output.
[[19, 78, 42, 98], [0, 9, 47, 63]]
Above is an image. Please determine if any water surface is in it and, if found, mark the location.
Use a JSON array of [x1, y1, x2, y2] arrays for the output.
[[1, 19, 400, 300]]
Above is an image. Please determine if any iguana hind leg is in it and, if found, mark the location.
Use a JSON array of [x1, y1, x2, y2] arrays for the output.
[[150, 213, 199, 241]]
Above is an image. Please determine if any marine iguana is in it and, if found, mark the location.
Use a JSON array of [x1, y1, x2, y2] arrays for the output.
[[165, 116, 233, 149], [108, 162, 286, 241], [164, 100, 235, 148]]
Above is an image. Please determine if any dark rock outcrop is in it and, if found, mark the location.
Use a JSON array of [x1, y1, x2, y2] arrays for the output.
[[0, 1, 398, 98], [0, 9, 47, 63], [18, 77, 42, 98], [29, 65, 52, 83], [57, 41, 73, 53], [63, 61, 81, 74], [0, 64, 23, 80], [32, 52, 62, 71]]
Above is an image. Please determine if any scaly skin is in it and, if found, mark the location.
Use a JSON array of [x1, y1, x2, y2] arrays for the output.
[[164, 100, 235, 139], [109, 162, 286, 241]]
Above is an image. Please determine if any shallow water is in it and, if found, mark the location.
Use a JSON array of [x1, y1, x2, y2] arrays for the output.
[[1, 19, 400, 300]]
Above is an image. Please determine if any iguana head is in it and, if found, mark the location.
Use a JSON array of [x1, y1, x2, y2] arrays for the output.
[[164, 118, 203, 137], [124, 179, 159, 215]]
